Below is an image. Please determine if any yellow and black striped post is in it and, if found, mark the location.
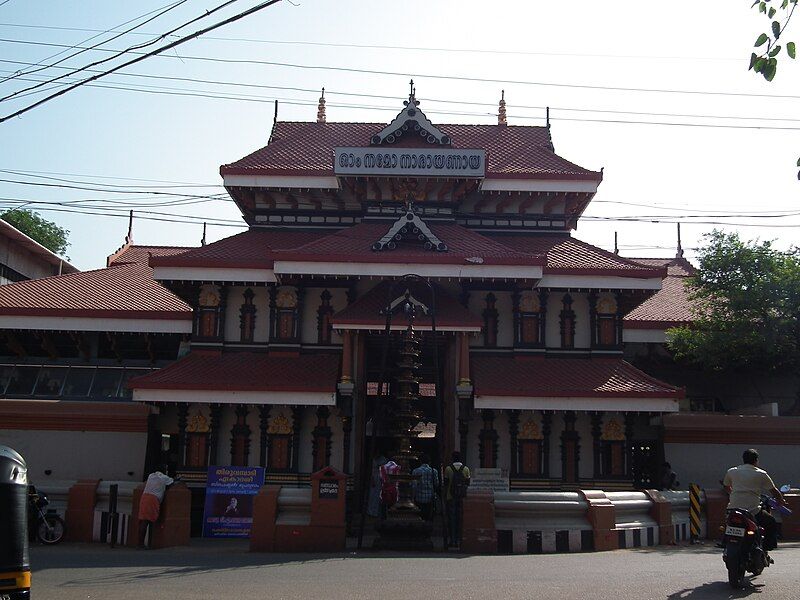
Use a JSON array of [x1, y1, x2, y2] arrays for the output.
[[689, 483, 702, 544]]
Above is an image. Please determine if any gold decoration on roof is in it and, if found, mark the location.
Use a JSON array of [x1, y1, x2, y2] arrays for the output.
[[601, 418, 625, 441], [275, 288, 298, 309], [316, 87, 326, 123], [198, 284, 221, 307], [498, 90, 507, 126], [268, 414, 292, 435], [519, 291, 540, 313], [597, 296, 617, 315], [186, 412, 210, 433], [518, 418, 543, 440]]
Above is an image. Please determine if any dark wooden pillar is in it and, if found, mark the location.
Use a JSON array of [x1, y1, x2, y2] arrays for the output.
[[311, 406, 332, 472], [591, 412, 603, 479], [542, 411, 553, 478], [291, 405, 304, 472], [177, 403, 188, 467], [560, 411, 580, 483], [508, 410, 520, 477], [208, 403, 222, 467], [588, 290, 598, 348], [258, 406, 269, 467], [230, 404, 251, 466], [538, 289, 549, 346], [342, 415, 352, 474], [624, 412, 635, 479], [442, 333, 457, 462], [478, 409, 498, 468], [352, 331, 367, 505]]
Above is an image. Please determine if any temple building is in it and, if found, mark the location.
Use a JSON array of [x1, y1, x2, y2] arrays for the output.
[[0, 86, 698, 531]]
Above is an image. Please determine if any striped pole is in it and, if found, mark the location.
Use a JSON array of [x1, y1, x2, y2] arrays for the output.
[[689, 483, 702, 544]]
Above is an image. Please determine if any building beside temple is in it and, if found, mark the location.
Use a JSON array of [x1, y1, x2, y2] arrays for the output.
[[20, 85, 796, 534]]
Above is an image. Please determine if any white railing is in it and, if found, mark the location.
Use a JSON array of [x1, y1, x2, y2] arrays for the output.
[[606, 491, 658, 530], [494, 491, 590, 532], [36, 479, 74, 517]]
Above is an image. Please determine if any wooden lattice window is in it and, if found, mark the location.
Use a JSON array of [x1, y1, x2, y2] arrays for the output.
[[483, 293, 499, 348], [267, 414, 292, 471], [596, 296, 618, 347], [239, 288, 257, 343], [600, 418, 626, 477], [518, 291, 541, 345], [273, 288, 299, 341], [197, 285, 222, 339], [560, 293, 575, 349], [185, 411, 210, 467], [317, 290, 334, 344], [518, 418, 544, 476]]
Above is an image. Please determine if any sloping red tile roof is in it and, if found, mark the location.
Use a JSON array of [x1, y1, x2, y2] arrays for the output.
[[221, 122, 601, 180], [472, 355, 681, 398], [108, 244, 194, 267], [488, 234, 666, 277], [275, 222, 545, 266], [129, 351, 339, 392], [332, 281, 482, 329], [629, 256, 696, 277], [0, 262, 192, 319], [623, 261, 695, 329], [149, 228, 325, 269]]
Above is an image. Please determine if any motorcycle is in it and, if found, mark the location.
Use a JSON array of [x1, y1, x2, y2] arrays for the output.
[[28, 486, 65, 544], [721, 492, 792, 589]]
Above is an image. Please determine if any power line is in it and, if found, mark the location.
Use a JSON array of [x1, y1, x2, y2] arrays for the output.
[[3, 36, 800, 100], [0, 0, 285, 123], [4, 58, 800, 125], [0, 167, 222, 187], [0, 21, 743, 62], [1, 0, 228, 103], [0, 1, 188, 86], [0, 177, 232, 200]]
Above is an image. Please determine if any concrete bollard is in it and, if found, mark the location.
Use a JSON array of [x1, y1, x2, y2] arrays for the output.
[[250, 486, 280, 552], [579, 490, 618, 551], [65, 479, 100, 543], [461, 489, 497, 554]]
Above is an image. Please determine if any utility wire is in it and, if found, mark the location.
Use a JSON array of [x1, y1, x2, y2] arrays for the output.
[[0, 0, 231, 103], [0, 0, 285, 123], [0, 167, 223, 187], [4, 58, 800, 124], [3, 36, 800, 100], [0, 1, 188, 86]]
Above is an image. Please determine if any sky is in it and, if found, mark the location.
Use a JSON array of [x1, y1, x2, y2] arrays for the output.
[[0, 0, 798, 270]]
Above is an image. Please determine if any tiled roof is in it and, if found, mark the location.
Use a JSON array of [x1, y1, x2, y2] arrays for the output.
[[129, 351, 339, 392], [149, 228, 325, 269], [221, 122, 601, 180], [0, 262, 192, 319], [332, 281, 482, 329], [275, 222, 545, 266], [472, 355, 681, 398], [489, 234, 666, 277], [623, 258, 695, 328], [108, 244, 193, 267]]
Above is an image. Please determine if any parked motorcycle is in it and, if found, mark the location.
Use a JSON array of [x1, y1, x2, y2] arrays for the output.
[[721, 492, 792, 589], [28, 485, 65, 544]]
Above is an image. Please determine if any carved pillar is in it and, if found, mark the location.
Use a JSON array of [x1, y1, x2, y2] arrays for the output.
[[457, 332, 471, 385], [177, 403, 189, 467], [267, 285, 277, 340], [508, 410, 520, 478], [341, 415, 352, 474], [258, 406, 270, 467], [560, 411, 580, 483], [341, 330, 353, 383], [311, 406, 332, 472], [511, 288, 521, 348], [615, 292, 624, 348], [208, 403, 222, 467], [542, 411, 552, 478], [591, 412, 603, 479], [588, 290, 598, 349], [230, 404, 251, 466], [290, 406, 304, 472], [624, 412, 636, 479], [295, 286, 306, 341]]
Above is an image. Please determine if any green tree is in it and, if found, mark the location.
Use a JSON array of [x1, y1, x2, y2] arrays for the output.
[[1, 209, 70, 256], [749, 0, 797, 81], [667, 231, 800, 410]]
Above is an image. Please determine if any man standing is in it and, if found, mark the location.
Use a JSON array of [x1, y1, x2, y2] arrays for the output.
[[411, 453, 439, 521], [444, 451, 470, 549], [723, 448, 786, 555], [137, 470, 174, 548]]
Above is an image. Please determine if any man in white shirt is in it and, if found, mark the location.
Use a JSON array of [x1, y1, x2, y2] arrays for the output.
[[723, 449, 786, 552], [138, 471, 175, 548]]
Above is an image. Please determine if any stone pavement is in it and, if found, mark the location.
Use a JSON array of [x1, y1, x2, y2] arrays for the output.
[[30, 540, 800, 600]]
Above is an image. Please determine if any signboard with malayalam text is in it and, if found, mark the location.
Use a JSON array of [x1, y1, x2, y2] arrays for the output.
[[334, 147, 485, 177], [202, 466, 265, 538]]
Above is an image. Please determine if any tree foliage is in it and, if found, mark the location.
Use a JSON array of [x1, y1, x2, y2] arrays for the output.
[[667, 230, 800, 374], [749, 0, 797, 81], [1, 209, 70, 256]]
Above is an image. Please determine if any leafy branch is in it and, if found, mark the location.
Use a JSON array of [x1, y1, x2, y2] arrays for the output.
[[749, 0, 797, 81]]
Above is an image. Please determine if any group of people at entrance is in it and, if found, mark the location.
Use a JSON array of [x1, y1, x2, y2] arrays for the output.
[[369, 451, 471, 548]]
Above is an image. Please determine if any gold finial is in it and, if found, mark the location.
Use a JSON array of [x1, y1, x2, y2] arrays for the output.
[[316, 87, 326, 123], [498, 89, 507, 126]]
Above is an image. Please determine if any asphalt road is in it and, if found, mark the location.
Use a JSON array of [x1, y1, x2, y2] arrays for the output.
[[29, 540, 800, 600]]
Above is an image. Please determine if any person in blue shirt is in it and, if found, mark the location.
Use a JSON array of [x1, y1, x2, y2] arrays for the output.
[[411, 453, 439, 521]]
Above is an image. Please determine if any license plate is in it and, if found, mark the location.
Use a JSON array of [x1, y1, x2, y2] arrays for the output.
[[725, 526, 745, 537]]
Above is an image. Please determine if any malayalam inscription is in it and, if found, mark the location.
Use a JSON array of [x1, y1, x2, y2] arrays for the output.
[[334, 147, 485, 177]]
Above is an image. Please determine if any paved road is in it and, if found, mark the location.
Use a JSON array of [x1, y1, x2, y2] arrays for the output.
[[29, 541, 800, 599]]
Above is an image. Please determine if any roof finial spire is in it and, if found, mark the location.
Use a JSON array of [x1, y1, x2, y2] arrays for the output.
[[201, 222, 207, 247], [498, 89, 507, 126], [676, 223, 684, 258], [316, 87, 326, 123], [614, 231, 619, 255], [409, 78, 415, 99], [125, 210, 134, 245]]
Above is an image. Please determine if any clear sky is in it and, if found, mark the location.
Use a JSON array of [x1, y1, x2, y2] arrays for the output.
[[1, 1, 798, 270]]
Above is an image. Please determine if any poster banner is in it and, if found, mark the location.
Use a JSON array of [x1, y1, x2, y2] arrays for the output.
[[202, 466, 265, 538]]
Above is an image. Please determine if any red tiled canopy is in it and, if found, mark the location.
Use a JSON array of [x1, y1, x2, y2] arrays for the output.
[[129, 351, 339, 392], [332, 281, 482, 331], [472, 355, 681, 399], [221, 122, 602, 181], [624, 258, 695, 329]]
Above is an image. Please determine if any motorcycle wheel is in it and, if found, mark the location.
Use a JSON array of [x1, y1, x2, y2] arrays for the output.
[[728, 565, 745, 589], [37, 514, 65, 544]]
